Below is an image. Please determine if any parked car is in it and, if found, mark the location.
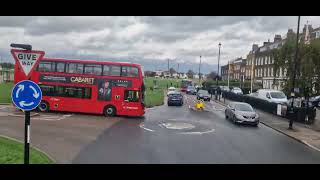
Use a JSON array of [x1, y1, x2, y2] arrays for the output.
[[221, 86, 230, 92], [167, 87, 176, 96], [225, 102, 259, 126], [197, 90, 211, 101], [231, 87, 243, 95], [167, 92, 184, 106], [252, 89, 287, 104], [310, 95, 320, 108], [287, 97, 315, 108], [186, 86, 197, 95]]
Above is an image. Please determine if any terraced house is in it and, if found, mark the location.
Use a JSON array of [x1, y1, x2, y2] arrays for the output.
[[244, 23, 320, 90]]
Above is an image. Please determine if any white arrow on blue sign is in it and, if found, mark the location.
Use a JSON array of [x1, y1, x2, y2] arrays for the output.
[[12, 80, 42, 111]]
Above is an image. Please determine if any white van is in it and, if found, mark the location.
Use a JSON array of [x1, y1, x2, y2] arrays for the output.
[[251, 89, 287, 104]]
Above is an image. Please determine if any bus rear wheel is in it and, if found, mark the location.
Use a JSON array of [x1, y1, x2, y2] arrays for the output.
[[104, 106, 116, 117], [38, 101, 49, 112]]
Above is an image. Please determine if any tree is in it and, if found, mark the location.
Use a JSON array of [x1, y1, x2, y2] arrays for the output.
[[169, 68, 176, 76], [0, 62, 14, 69], [273, 35, 320, 96], [144, 71, 156, 77], [207, 71, 218, 80], [186, 70, 194, 79]]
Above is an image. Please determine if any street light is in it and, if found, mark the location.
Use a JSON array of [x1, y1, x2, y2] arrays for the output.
[[216, 42, 221, 100], [289, 16, 301, 130], [199, 56, 202, 85]]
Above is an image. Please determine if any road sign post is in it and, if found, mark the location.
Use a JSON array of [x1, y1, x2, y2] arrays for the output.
[[11, 80, 42, 164], [10, 45, 44, 164], [24, 110, 30, 164]]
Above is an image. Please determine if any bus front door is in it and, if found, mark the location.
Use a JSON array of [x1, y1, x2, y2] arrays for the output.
[[123, 89, 141, 116]]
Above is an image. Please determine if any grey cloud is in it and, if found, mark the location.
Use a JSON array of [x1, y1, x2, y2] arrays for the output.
[[1, 16, 319, 70]]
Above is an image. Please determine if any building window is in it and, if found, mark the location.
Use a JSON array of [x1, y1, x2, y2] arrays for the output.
[[271, 68, 273, 76]]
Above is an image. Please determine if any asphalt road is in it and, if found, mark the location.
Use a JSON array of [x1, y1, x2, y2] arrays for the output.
[[72, 94, 320, 163]]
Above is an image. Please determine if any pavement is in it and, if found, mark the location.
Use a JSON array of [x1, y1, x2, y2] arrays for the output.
[[1, 95, 320, 163], [214, 97, 320, 152]]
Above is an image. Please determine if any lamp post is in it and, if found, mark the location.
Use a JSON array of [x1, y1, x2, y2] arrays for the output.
[[199, 56, 201, 85], [216, 42, 221, 100], [289, 16, 301, 130]]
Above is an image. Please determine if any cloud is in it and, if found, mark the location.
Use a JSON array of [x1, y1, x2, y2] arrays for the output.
[[1, 16, 319, 72]]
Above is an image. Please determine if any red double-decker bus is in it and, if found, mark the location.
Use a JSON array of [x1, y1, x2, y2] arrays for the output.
[[14, 57, 145, 117]]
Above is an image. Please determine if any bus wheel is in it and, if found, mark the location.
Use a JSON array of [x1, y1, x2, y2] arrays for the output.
[[104, 106, 116, 117], [38, 101, 49, 112]]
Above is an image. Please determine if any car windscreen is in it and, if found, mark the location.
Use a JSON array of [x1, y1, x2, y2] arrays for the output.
[[169, 93, 182, 98], [188, 86, 195, 90], [270, 92, 286, 99], [234, 104, 254, 112], [198, 90, 209, 95]]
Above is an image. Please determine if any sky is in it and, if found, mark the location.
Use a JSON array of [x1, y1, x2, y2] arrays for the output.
[[0, 16, 319, 73]]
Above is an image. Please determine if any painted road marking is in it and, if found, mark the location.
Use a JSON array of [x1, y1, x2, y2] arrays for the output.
[[179, 129, 215, 135], [139, 123, 154, 132]]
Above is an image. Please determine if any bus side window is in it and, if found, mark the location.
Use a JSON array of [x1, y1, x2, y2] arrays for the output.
[[124, 90, 139, 102], [121, 66, 139, 77], [67, 63, 83, 74], [38, 61, 55, 72], [110, 65, 121, 76], [84, 64, 102, 75], [56, 62, 65, 73]]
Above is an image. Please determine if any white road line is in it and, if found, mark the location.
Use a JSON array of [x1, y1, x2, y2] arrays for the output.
[[179, 129, 215, 135], [139, 124, 154, 132]]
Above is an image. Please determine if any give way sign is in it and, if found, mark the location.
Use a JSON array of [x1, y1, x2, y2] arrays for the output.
[[11, 49, 45, 79]]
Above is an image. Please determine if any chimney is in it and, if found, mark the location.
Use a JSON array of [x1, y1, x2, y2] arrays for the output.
[[263, 42, 270, 46], [274, 34, 282, 42], [252, 44, 259, 52], [287, 29, 294, 38]]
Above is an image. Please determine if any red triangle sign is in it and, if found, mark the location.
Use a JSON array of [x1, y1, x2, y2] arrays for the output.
[[11, 49, 45, 79]]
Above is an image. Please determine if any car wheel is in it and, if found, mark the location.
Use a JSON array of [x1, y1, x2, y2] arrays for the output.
[[38, 101, 49, 112], [104, 105, 116, 117], [168, 102, 171, 106], [225, 114, 228, 119]]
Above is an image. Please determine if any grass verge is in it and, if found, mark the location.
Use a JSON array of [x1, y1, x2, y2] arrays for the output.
[[0, 136, 54, 164]]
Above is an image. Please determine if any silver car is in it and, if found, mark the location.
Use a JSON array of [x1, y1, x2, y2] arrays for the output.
[[225, 102, 259, 126]]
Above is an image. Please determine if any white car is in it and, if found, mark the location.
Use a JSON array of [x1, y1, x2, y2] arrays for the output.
[[253, 89, 287, 104], [167, 87, 176, 96], [231, 87, 243, 95]]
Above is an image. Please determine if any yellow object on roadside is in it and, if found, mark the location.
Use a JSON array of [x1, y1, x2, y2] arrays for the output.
[[195, 100, 204, 110]]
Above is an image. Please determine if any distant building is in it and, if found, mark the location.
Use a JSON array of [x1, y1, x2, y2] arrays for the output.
[[0, 65, 14, 83], [221, 57, 246, 83]]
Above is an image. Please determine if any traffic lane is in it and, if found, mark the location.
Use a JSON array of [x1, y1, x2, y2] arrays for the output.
[[185, 94, 320, 163], [73, 95, 320, 163], [0, 109, 121, 163]]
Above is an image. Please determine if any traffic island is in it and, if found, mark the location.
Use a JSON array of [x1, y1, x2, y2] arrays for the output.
[[213, 98, 320, 152]]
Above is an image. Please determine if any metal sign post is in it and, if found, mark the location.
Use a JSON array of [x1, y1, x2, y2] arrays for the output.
[[24, 111, 30, 164], [10, 44, 44, 164], [12, 80, 42, 164]]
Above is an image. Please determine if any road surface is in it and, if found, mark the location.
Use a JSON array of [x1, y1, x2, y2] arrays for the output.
[[72, 94, 320, 163]]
